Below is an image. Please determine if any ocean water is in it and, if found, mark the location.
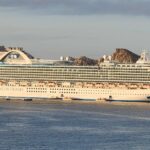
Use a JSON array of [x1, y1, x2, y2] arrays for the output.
[[0, 101, 150, 150]]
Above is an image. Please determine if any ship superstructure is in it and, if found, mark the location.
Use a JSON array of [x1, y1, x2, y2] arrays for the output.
[[0, 46, 150, 101]]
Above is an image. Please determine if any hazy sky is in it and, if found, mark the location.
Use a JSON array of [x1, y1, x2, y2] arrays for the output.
[[0, 0, 150, 59]]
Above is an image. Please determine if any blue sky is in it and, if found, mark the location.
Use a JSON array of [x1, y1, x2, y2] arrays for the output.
[[0, 0, 150, 58]]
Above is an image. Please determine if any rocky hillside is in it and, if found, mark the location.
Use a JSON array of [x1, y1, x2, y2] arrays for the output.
[[73, 56, 97, 66], [111, 48, 140, 63], [0, 46, 6, 51], [71, 48, 140, 65]]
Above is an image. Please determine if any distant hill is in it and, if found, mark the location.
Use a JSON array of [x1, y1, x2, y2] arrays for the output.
[[111, 48, 140, 63], [72, 56, 97, 66], [70, 48, 140, 65], [0, 46, 6, 51]]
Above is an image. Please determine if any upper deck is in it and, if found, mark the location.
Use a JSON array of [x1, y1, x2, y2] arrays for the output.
[[0, 47, 150, 83]]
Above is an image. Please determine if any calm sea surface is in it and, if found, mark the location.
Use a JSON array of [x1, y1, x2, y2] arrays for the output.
[[0, 101, 150, 150]]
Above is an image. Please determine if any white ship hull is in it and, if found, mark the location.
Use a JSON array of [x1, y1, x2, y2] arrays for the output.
[[0, 84, 150, 102]]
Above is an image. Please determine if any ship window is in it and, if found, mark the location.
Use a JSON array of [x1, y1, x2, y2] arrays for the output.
[[8, 54, 19, 59]]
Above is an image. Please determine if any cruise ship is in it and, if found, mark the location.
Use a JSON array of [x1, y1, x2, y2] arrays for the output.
[[0, 46, 150, 101]]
